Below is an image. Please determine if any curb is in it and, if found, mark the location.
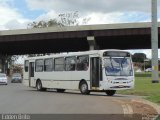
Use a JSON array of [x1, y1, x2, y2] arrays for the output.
[[131, 99, 160, 114]]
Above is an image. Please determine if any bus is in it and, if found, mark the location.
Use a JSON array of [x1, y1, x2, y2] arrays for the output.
[[23, 50, 134, 96]]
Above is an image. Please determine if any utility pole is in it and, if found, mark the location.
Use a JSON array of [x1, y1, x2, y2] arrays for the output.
[[151, 0, 159, 83]]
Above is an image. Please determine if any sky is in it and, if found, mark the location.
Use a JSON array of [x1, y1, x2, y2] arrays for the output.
[[0, 0, 160, 63], [0, 0, 160, 30]]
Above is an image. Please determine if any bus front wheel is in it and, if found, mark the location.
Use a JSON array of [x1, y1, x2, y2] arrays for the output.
[[80, 81, 90, 95], [36, 80, 46, 91], [105, 90, 116, 96]]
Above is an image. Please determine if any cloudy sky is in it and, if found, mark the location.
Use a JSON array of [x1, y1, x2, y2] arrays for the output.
[[0, 0, 160, 60], [0, 0, 160, 30]]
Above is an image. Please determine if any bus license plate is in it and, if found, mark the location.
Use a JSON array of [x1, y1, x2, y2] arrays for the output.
[[119, 85, 124, 88]]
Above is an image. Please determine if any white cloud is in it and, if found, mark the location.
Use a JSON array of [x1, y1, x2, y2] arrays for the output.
[[15, 56, 25, 64], [26, 0, 160, 14], [0, 0, 159, 30], [5, 19, 29, 30], [0, 0, 30, 30], [35, 10, 58, 21], [0, 5, 19, 24], [33, 11, 151, 25], [34, 11, 124, 24], [1, 0, 159, 30], [25, 0, 160, 25], [82, 12, 123, 24]]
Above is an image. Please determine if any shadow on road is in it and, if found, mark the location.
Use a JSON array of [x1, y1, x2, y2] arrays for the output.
[[25, 89, 131, 98]]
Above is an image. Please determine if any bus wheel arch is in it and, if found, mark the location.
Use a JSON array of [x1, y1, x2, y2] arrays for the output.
[[36, 79, 46, 91], [79, 80, 90, 95]]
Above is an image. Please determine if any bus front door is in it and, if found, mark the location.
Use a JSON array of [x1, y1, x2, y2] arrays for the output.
[[29, 62, 35, 87], [90, 57, 102, 89]]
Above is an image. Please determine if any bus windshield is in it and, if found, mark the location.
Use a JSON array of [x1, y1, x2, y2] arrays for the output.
[[104, 57, 133, 76]]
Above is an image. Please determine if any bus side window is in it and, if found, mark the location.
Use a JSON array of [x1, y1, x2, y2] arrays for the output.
[[25, 60, 29, 72], [77, 56, 89, 71], [44, 58, 53, 72], [35, 59, 44, 72], [65, 57, 76, 71], [55, 58, 65, 71]]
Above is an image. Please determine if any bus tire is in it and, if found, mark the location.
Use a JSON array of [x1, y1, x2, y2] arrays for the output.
[[57, 89, 65, 93], [105, 90, 116, 96], [36, 80, 46, 91], [79, 81, 90, 95]]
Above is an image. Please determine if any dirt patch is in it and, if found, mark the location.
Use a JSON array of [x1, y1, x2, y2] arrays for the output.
[[114, 99, 158, 120], [130, 101, 157, 114], [125, 100, 158, 120], [130, 101, 158, 120]]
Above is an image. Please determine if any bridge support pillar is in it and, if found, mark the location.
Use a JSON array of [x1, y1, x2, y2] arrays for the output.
[[87, 36, 99, 50], [0, 55, 9, 74], [0, 58, 6, 73]]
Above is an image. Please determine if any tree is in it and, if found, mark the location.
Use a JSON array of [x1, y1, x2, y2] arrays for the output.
[[27, 19, 60, 28], [10, 64, 23, 74], [132, 53, 147, 63], [27, 11, 90, 28], [0, 55, 19, 74]]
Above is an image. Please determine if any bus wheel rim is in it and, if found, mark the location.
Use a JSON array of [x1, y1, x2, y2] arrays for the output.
[[81, 84, 87, 92], [38, 82, 41, 89]]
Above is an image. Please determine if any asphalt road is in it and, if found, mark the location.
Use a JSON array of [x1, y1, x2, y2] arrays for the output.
[[0, 81, 138, 114]]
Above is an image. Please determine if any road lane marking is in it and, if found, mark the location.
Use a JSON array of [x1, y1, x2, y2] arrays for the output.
[[101, 97, 134, 116], [112, 100, 133, 114], [122, 104, 133, 114]]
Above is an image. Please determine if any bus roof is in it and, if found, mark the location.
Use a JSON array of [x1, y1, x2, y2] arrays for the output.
[[24, 49, 131, 60]]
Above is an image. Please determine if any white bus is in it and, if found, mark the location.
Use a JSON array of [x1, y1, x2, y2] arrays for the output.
[[23, 50, 134, 96]]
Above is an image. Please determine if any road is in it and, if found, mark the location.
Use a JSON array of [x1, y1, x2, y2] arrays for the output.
[[0, 81, 141, 114], [1, 81, 158, 120]]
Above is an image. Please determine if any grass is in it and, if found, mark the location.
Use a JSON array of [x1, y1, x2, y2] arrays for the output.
[[117, 72, 160, 104]]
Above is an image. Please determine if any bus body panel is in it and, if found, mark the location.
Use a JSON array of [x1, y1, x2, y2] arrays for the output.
[[34, 71, 90, 90], [23, 71, 29, 86], [99, 76, 134, 90]]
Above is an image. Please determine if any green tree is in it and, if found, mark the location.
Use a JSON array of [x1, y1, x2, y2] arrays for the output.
[[10, 64, 23, 74], [0, 55, 19, 74], [132, 53, 147, 63], [28, 11, 90, 28], [27, 19, 61, 28]]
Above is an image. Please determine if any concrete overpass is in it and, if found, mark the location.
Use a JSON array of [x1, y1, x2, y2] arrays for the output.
[[0, 22, 160, 55]]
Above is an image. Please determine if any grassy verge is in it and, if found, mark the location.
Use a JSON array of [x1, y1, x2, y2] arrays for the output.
[[117, 73, 160, 104]]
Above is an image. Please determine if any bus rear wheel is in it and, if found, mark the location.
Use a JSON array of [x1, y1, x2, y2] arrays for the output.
[[80, 81, 90, 95], [57, 89, 65, 93], [105, 90, 116, 96], [36, 80, 46, 91]]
